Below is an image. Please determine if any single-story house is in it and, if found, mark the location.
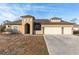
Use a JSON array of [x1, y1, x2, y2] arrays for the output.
[[5, 15, 74, 35]]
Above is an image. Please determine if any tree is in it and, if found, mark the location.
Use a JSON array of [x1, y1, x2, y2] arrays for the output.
[[3, 20, 11, 25], [0, 20, 11, 32], [0, 25, 6, 32], [70, 18, 77, 24]]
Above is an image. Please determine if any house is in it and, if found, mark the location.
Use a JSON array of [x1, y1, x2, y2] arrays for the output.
[[73, 24, 79, 31], [5, 15, 74, 35]]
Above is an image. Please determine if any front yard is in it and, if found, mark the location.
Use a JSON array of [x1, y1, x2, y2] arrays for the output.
[[0, 34, 48, 55]]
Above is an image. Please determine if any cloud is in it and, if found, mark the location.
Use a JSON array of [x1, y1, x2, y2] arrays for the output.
[[0, 3, 59, 24], [0, 4, 26, 23]]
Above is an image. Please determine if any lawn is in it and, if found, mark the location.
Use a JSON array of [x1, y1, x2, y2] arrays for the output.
[[0, 34, 48, 55]]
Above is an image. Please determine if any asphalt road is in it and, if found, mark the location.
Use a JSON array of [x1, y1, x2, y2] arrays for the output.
[[44, 35, 79, 55]]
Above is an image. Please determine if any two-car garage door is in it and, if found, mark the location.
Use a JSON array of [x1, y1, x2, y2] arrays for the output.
[[44, 27, 62, 35], [44, 27, 72, 35]]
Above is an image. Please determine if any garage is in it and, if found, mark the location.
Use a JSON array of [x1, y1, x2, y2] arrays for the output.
[[44, 27, 62, 35], [63, 27, 73, 34], [44, 27, 73, 35]]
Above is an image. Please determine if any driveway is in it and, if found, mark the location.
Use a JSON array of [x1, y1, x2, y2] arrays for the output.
[[44, 35, 79, 55]]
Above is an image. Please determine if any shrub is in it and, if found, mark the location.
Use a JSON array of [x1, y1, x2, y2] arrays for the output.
[[73, 31, 79, 34], [5, 28, 20, 34], [0, 25, 6, 32], [5, 28, 12, 32]]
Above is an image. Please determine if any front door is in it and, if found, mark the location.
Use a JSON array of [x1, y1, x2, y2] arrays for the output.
[[25, 23, 30, 34]]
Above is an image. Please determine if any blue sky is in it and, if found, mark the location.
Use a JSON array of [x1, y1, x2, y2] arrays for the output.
[[0, 3, 79, 24]]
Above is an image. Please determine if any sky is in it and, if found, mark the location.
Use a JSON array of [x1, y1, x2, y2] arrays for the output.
[[0, 3, 79, 24]]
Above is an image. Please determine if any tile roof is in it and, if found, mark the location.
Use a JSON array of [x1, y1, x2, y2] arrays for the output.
[[5, 20, 22, 25], [21, 15, 35, 19], [35, 19, 74, 25], [5, 19, 74, 25]]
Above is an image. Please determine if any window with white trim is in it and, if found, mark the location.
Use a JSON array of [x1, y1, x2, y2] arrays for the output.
[[13, 26, 18, 32]]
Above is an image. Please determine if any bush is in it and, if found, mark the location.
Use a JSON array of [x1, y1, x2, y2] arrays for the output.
[[5, 28, 12, 32], [0, 25, 6, 32], [5, 29, 20, 34], [73, 31, 79, 34]]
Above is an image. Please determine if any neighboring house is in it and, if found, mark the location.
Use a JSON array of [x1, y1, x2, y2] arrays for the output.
[[73, 24, 79, 31], [5, 15, 74, 35]]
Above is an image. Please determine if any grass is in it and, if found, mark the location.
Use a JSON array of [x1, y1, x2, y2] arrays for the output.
[[0, 34, 49, 55]]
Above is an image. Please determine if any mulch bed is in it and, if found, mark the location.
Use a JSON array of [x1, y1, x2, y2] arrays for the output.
[[0, 34, 48, 55]]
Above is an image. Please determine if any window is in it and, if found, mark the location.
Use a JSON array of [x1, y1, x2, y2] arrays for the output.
[[34, 23, 41, 30], [8, 25, 10, 27], [13, 26, 18, 32]]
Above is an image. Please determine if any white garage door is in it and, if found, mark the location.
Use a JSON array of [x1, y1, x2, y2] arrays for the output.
[[63, 27, 72, 34], [44, 27, 62, 35]]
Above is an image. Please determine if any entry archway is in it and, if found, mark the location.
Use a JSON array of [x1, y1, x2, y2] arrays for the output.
[[25, 23, 30, 34]]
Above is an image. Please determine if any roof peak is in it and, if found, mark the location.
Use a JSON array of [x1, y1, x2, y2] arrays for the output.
[[21, 15, 35, 18]]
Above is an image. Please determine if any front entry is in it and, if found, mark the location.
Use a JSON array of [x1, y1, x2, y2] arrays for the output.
[[25, 23, 30, 34]]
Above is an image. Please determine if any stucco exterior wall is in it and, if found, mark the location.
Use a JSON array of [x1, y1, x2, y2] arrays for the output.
[[6, 25, 22, 33], [5, 24, 73, 35], [22, 17, 34, 34]]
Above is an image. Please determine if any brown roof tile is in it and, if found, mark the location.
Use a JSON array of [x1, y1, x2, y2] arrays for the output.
[[21, 15, 35, 19], [5, 19, 74, 25], [5, 20, 22, 25], [35, 19, 73, 25]]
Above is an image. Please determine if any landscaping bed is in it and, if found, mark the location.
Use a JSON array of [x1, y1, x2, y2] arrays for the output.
[[0, 34, 48, 55]]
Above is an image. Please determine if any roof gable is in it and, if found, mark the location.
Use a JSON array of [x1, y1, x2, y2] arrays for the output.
[[5, 19, 73, 25], [5, 17, 74, 25]]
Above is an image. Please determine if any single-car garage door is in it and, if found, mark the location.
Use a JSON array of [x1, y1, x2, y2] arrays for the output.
[[44, 27, 62, 35], [63, 27, 72, 34]]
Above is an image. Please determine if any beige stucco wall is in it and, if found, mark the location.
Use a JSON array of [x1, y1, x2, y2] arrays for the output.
[[22, 17, 34, 35], [6, 25, 22, 33], [5, 24, 73, 35], [6, 24, 73, 34], [5, 17, 34, 34]]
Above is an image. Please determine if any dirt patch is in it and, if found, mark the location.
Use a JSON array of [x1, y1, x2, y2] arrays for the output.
[[0, 34, 48, 55]]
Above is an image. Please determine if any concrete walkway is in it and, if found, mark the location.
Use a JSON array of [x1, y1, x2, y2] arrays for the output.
[[44, 35, 79, 55]]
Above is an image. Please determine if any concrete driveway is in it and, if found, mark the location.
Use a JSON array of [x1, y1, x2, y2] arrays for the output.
[[44, 35, 79, 55]]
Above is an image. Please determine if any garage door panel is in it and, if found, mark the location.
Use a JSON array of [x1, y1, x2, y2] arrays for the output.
[[44, 27, 62, 35], [64, 27, 72, 34]]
